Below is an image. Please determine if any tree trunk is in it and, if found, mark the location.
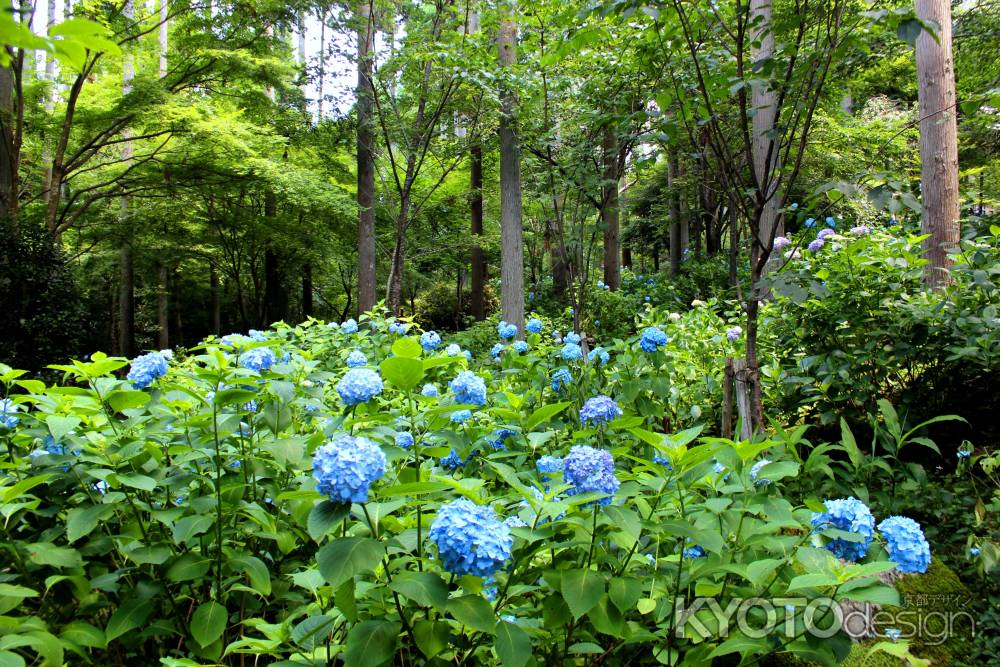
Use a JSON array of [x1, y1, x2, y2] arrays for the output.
[[916, 0, 960, 289], [751, 0, 782, 255], [497, 1, 525, 334], [210, 265, 221, 334], [302, 263, 313, 319], [263, 193, 286, 325], [118, 0, 136, 358], [601, 126, 620, 290], [0, 61, 15, 238], [668, 149, 681, 276], [356, 0, 377, 314], [386, 206, 408, 316], [157, 263, 169, 349], [40, 0, 57, 208], [470, 140, 486, 320], [729, 194, 740, 287]]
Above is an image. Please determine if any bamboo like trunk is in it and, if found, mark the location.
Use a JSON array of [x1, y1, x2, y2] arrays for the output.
[[157, 264, 169, 349], [750, 0, 782, 256], [356, 0, 377, 314], [601, 126, 620, 290]]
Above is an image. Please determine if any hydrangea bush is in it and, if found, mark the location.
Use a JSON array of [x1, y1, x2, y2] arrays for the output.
[[0, 309, 930, 665]]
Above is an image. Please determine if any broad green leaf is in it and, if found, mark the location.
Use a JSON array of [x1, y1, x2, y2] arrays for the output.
[[447, 595, 497, 633], [391, 337, 423, 358], [172, 514, 214, 545], [414, 620, 450, 659], [380, 356, 424, 390], [307, 500, 350, 541], [117, 473, 156, 492], [344, 620, 398, 667], [494, 620, 530, 667], [388, 571, 449, 608], [26, 543, 81, 569], [561, 569, 605, 619], [0, 584, 38, 598], [291, 615, 336, 651], [106, 390, 150, 412], [105, 598, 153, 642], [525, 401, 571, 431], [230, 554, 271, 596], [166, 553, 211, 582], [317, 537, 385, 588], [66, 504, 114, 542], [60, 621, 106, 649], [46, 415, 80, 442], [191, 601, 227, 647]]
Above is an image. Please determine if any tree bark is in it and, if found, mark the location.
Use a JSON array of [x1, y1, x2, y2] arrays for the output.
[[470, 140, 486, 320], [668, 149, 681, 276], [210, 264, 221, 334], [497, 1, 525, 333], [601, 126, 620, 290], [356, 0, 377, 314], [750, 0, 782, 255], [916, 0, 960, 289], [302, 263, 313, 318], [157, 264, 169, 349], [159, 0, 168, 78], [118, 0, 136, 358]]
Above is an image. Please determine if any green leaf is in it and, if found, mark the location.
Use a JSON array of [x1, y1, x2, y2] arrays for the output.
[[291, 615, 336, 651], [66, 504, 114, 542], [380, 356, 424, 390], [191, 601, 227, 647], [166, 553, 211, 581], [60, 621, 106, 649], [214, 388, 257, 407], [755, 460, 799, 482], [317, 537, 385, 588], [839, 418, 862, 470], [447, 595, 497, 633], [494, 620, 531, 667], [230, 554, 272, 596], [105, 598, 153, 642], [0, 584, 38, 598], [414, 620, 450, 659], [525, 401, 571, 431], [391, 337, 423, 358], [608, 577, 642, 613], [838, 584, 900, 606], [344, 620, 399, 667], [388, 571, 449, 608], [117, 473, 156, 492], [46, 415, 80, 442], [0, 650, 25, 667], [26, 543, 81, 568], [172, 514, 214, 545], [561, 569, 605, 619], [106, 390, 151, 412], [307, 500, 350, 541]]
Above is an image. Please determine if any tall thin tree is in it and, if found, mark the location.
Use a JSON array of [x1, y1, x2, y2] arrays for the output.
[[356, 0, 377, 314], [601, 125, 620, 290], [497, 0, 524, 333], [916, 0, 960, 289]]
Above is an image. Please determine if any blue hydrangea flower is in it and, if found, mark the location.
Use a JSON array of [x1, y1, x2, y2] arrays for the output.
[[421, 384, 439, 398], [490, 428, 516, 450], [825, 216, 836, 228], [884, 628, 902, 641], [726, 326, 742, 342], [127, 351, 169, 389], [449, 371, 487, 406], [653, 454, 672, 470], [337, 368, 384, 406], [490, 343, 504, 361], [683, 542, 705, 559], [564, 445, 620, 505], [528, 292, 535, 301], [579, 395, 622, 426], [565, 332, 582, 345], [241, 347, 276, 372], [395, 432, 414, 449], [504, 516, 527, 529], [536, 455, 564, 482], [750, 459, 771, 486], [389, 321, 409, 335], [970, 547, 981, 557], [712, 460, 731, 481], [588, 347, 609, 365], [877, 516, 931, 573], [497, 321, 517, 340], [346, 349, 368, 368], [597, 280, 606, 289], [341, 319, 359, 334], [312, 434, 387, 503], [810, 497, 876, 562], [451, 409, 472, 424], [817, 228, 835, 240], [774, 236, 792, 250], [850, 225, 870, 235], [420, 331, 442, 351], [551, 367, 572, 391], [0, 399, 20, 430], [560, 343, 583, 361], [957, 449, 971, 459], [429, 498, 512, 578], [248, 329, 268, 342], [639, 327, 668, 353], [440, 449, 468, 471], [808, 238, 825, 252], [513, 341, 528, 354], [445, 343, 462, 357], [644, 296, 651, 302], [804, 217, 816, 228], [526, 318, 543, 334]]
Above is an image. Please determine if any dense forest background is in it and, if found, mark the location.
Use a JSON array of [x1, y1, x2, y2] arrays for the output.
[[0, 0, 997, 371]]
